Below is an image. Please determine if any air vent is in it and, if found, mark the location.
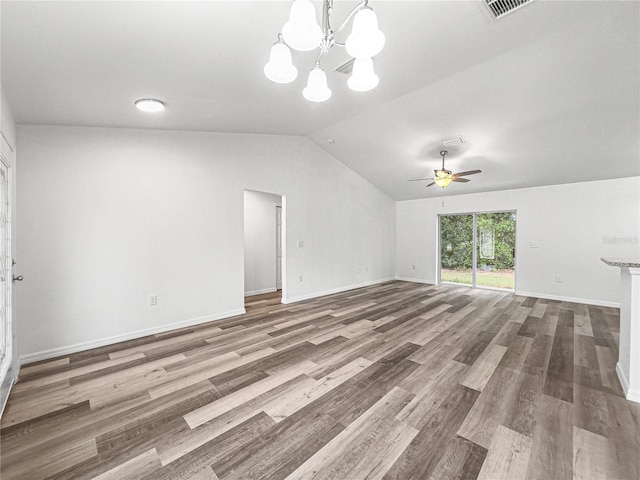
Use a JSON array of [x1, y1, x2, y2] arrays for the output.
[[442, 136, 465, 147], [483, 0, 533, 19], [334, 58, 356, 75]]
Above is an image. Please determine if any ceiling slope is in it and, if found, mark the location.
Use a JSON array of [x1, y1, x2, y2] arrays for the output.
[[2, 1, 638, 199]]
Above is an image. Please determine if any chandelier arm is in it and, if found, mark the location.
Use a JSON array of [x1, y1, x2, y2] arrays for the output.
[[322, 0, 332, 35], [331, 0, 368, 37]]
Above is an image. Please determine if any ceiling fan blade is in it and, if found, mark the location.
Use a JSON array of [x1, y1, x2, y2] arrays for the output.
[[453, 169, 482, 177], [408, 178, 433, 182], [452, 177, 470, 183], [425, 182, 436, 187]]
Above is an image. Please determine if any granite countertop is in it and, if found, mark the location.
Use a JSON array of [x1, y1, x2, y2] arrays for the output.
[[601, 257, 640, 268]]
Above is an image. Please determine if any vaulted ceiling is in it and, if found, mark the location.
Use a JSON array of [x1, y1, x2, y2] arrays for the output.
[[2, 1, 638, 200]]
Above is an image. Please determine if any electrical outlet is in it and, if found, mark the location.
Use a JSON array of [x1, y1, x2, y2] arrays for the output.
[[298, 275, 303, 282], [298, 240, 304, 247], [529, 241, 539, 248], [412, 264, 416, 270], [149, 295, 158, 306], [555, 274, 563, 283]]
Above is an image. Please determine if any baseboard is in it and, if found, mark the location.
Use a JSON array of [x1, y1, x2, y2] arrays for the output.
[[282, 277, 395, 304], [244, 288, 277, 297], [616, 362, 640, 403], [394, 276, 436, 285], [0, 375, 17, 419], [394, 281, 617, 308], [515, 290, 620, 308], [616, 362, 630, 394], [627, 388, 640, 403], [20, 308, 246, 364]]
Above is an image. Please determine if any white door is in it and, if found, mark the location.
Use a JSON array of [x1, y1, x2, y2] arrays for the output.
[[0, 153, 12, 383], [276, 206, 282, 290]]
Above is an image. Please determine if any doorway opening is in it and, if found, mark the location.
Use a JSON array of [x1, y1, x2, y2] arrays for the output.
[[243, 190, 285, 305], [439, 211, 516, 291]]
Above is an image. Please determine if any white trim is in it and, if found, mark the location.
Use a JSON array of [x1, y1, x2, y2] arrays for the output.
[[616, 362, 640, 403], [394, 276, 435, 285], [0, 152, 13, 415], [20, 308, 246, 364], [616, 362, 629, 394], [244, 287, 277, 297], [282, 278, 395, 305], [515, 290, 620, 308], [0, 377, 16, 418], [0, 131, 15, 156], [627, 389, 640, 403]]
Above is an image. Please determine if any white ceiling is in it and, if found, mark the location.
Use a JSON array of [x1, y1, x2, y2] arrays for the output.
[[2, 1, 639, 200]]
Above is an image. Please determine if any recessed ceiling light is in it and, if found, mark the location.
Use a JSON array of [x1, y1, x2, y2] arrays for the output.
[[134, 98, 165, 113]]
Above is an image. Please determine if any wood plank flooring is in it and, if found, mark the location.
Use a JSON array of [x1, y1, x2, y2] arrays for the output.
[[2, 281, 639, 479]]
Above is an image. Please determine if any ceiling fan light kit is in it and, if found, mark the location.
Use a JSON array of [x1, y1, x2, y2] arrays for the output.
[[408, 150, 482, 189], [434, 176, 454, 188], [265, 0, 385, 102]]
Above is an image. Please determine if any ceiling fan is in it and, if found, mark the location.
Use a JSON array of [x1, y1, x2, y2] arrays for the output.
[[409, 150, 482, 188]]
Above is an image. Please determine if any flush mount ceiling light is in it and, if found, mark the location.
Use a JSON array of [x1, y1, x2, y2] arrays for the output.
[[134, 98, 165, 113], [264, 0, 385, 102]]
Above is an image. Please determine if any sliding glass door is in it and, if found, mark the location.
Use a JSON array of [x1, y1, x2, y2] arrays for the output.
[[439, 211, 516, 290], [440, 214, 474, 285]]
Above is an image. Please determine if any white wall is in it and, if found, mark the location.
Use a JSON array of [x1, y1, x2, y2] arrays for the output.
[[16, 125, 396, 361], [244, 190, 281, 296], [396, 177, 640, 306]]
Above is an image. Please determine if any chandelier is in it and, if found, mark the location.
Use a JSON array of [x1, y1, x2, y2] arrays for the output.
[[264, 0, 385, 102]]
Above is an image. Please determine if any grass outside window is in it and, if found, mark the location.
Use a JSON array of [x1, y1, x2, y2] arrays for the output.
[[440, 268, 514, 290]]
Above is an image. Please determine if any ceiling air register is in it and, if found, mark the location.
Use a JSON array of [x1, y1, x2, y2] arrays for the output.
[[483, 0, 534, 20]]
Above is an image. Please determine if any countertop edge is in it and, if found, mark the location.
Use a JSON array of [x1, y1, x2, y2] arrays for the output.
[[601, 257, 640, 268]]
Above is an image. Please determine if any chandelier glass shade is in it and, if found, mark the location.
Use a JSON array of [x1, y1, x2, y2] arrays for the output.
[[303, 65, 332, 102], [265, 0, 384, 102], [282, 0, 323, 51], [347, 57, 379, 92], [345, 7, 385, 58], [264, 38, 298, 83]]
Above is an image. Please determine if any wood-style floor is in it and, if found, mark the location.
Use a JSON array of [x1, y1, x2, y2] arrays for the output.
[[1, 281, 639, 479]]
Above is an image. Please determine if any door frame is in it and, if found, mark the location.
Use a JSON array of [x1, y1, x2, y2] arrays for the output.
[[437, 209, 517, 292], [276, 205, 283, 291], [242, 190, 286, 303], [0, 150, 13, 387]]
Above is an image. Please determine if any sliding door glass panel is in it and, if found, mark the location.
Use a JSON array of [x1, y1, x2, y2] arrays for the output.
[[476, 212, 516, 290], [440, 214, 473, 285]]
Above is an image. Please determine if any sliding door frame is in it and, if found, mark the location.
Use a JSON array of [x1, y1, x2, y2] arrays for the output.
[[437, 209, 517, 292]]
